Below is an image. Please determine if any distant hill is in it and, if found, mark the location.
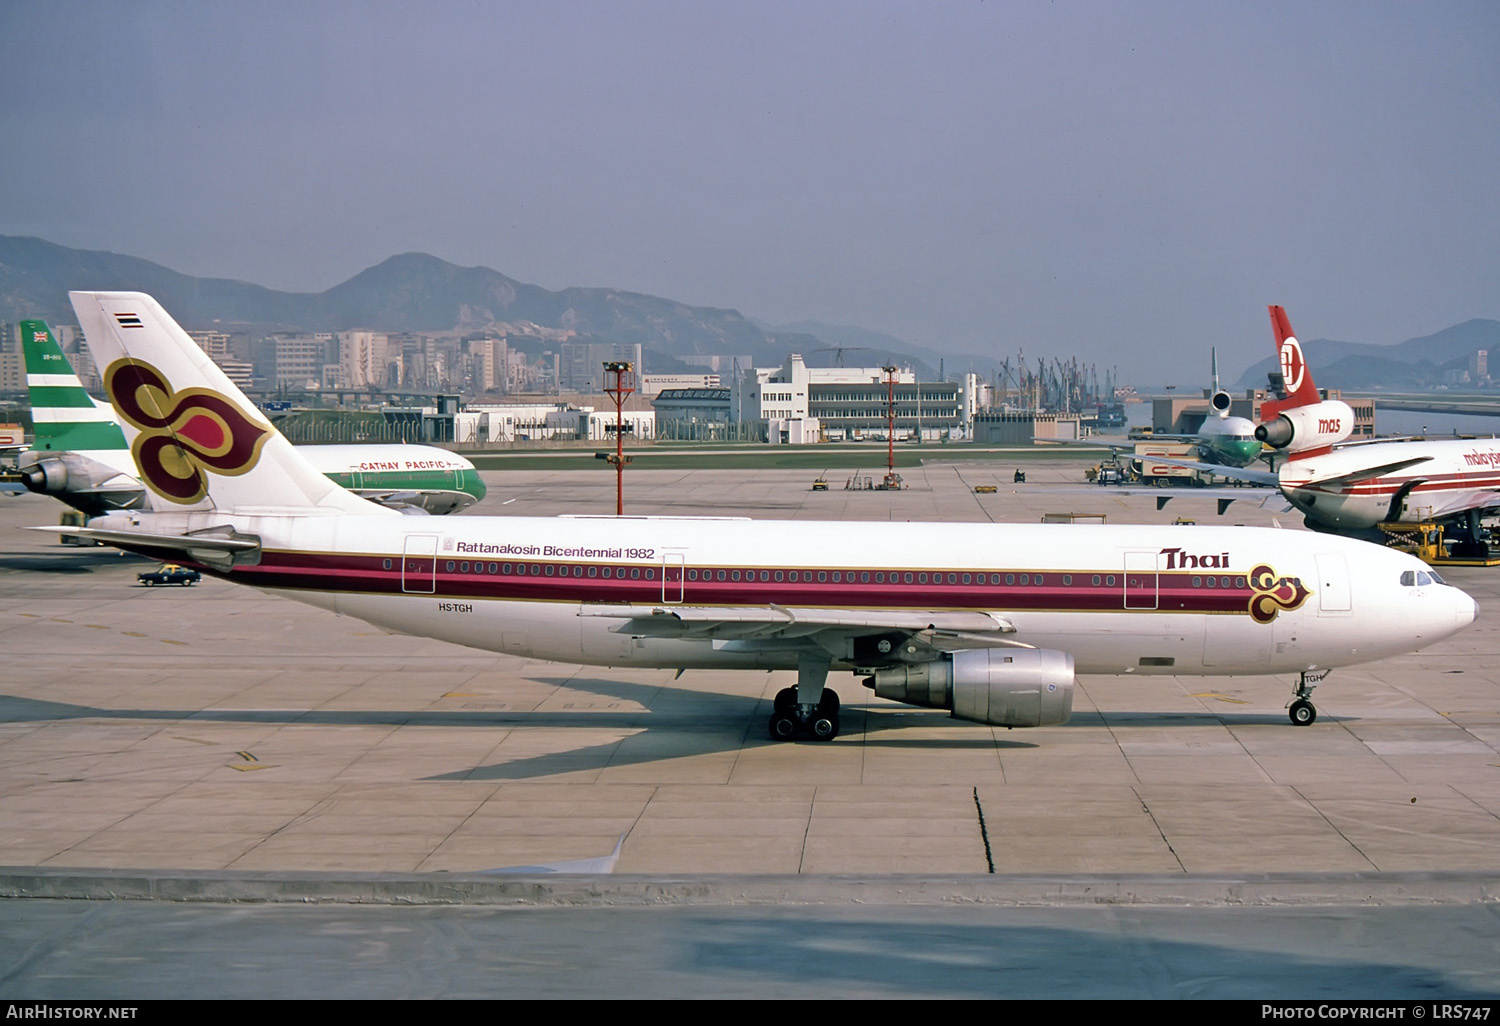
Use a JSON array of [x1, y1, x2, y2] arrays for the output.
[[0, 236, 834, 369], [1232, 319, 1500, 391]]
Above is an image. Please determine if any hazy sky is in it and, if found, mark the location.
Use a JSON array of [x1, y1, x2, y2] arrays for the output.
[[3, 1, 1497, 384]]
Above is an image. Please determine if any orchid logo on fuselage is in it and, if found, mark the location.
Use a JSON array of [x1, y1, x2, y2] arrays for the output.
[[104, 358, 271, 504], [1248, 563, 1311, 623]]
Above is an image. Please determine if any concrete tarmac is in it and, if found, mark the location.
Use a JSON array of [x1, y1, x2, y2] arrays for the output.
[[2, 459, 1498, 997]]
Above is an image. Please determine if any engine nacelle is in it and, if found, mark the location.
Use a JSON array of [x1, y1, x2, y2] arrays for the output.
[[866, 648, 1074, 727], [15, 452, 146, 513], [18, 456, 74, 494], [1255, 399, 1354, 453], [1209, 390, 1232, 416]]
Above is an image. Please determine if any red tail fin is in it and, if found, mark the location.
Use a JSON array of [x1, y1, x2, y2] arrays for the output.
[[1262, 305, 1320, 420]]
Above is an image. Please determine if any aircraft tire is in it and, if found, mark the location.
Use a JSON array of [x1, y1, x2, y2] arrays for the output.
[[1289, 700, 1316, 726], [810, 714, 838, 741], [773, 687, 797, 713], [769, 712, 798, 741]]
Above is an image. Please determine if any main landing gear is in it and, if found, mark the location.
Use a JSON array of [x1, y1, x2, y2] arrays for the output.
[[767, 654, 841, 742], [1287, 670, 1328, 726], [768, 686, 841, 741]]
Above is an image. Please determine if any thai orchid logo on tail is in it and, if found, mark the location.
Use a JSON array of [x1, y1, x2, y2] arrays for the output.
[[1248, 564, 1311, 623], [105, 359, 272, 504]]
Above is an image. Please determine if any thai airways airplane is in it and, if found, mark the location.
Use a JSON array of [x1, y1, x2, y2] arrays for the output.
[[15, 319, 486, 516], [1179, 308, 1500, 554], [45, 292, 1476, 736]]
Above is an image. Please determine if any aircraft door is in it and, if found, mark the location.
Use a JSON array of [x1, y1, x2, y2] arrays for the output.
[[661, 550, 686, 604], [1314, 553, 1352, 615], [1124, 551, 1158, 609], [348, 466, 363, 490], [402, 535, 438, 594]]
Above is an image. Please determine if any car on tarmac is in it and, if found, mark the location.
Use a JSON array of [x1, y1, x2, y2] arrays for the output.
[[137, 564, 201, 587]]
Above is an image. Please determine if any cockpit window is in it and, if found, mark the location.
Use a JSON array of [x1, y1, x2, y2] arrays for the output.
[[1428, 570, 1447, 585], [1400, 571, 1415, 587], [1416, 571, 1433, 586]]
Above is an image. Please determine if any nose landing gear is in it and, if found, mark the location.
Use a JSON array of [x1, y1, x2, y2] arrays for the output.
[[1287, 670, 1327, 726]]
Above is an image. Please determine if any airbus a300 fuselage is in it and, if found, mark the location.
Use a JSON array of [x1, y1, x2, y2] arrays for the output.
[[101, 508, 1473, 684]]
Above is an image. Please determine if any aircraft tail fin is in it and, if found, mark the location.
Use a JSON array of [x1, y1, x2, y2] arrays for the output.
[[1263, 305, 1321, 416], [68, 292, 390, 517], [20, 320, 129, 455]]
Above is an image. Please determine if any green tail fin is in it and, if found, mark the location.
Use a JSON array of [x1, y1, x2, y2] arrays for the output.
[[20, 320, 128, 453]]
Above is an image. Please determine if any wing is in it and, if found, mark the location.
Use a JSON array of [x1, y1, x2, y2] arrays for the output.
[[1298, 456, 1434, 488], [1027, 483, 1284, 515], [579, 603, 1027, 659], [1136, 455, 1283, 487]]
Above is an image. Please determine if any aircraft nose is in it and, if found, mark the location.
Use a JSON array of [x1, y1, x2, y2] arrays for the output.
[[1456, 590, 1478, 631]]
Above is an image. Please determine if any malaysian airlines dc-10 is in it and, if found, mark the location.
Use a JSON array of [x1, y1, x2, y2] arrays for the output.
[[42, 292, 1476, 738], [1155, 306, 1500, 555]]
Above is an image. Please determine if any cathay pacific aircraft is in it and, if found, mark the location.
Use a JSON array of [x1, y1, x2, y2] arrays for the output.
[[42, 292, 1476, 738], [15, 319, 485, 515]]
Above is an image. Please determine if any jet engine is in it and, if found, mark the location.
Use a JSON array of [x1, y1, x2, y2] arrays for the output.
[[864, 648, 1074, 727], [1255, 399, 1354, 453], [16, 452, 146, 513], [1209, 390, 1233, 417]]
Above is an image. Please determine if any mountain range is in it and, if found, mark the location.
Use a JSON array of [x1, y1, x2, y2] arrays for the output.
[[1231, 319, 1500, 392], [0, 235, 937, 376], [3, 235, 1495, 389]]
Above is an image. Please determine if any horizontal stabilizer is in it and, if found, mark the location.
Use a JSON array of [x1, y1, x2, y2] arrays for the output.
[[29, 524, 260, 568]]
